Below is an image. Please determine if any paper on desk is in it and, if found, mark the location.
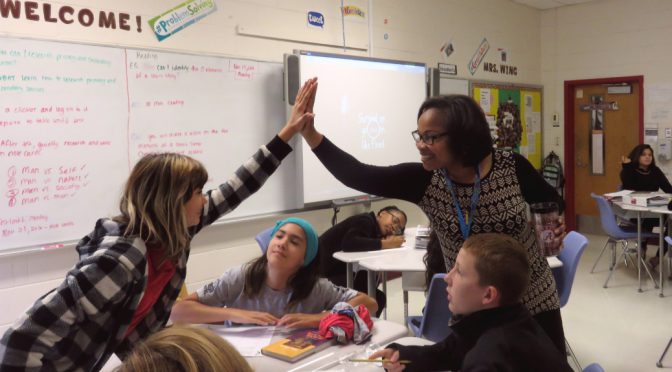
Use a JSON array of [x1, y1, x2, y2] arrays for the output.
[[207, 325, 275, 357], [604, 190, 633, 198]]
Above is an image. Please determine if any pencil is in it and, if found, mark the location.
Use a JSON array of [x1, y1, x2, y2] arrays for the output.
[[348, 358, 411, 364]]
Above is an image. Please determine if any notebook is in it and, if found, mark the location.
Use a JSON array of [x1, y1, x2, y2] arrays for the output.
[[260, 328, 334, 363]]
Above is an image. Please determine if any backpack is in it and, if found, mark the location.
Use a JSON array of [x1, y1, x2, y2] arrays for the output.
[[540, 151, 564, 197]]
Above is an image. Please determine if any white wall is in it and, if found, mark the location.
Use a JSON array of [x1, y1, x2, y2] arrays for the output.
[[0, 0, 542, 334], [541, 0, 672, 176]]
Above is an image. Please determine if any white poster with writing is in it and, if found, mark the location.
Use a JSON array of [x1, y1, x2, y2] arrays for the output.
[[0, 38, 127, 250]]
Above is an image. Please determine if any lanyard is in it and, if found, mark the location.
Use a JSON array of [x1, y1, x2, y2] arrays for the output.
[[441, 167, 481, 240]]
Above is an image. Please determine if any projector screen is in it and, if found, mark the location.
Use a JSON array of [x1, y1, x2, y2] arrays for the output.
[[295, 51, 426, 204]]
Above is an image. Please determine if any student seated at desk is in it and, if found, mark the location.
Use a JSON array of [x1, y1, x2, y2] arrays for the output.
[[114, 325, 252, 372], [621, 144, 672, 268], [317, 206, 407, 317], [370, 233, 572, 372], [171, 218, 378, 328]]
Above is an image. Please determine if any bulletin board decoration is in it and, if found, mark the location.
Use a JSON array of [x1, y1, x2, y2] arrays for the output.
[[471, 82, 543, 169]]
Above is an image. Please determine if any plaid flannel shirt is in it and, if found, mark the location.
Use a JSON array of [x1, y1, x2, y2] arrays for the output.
[[0, 136, 291, 371]]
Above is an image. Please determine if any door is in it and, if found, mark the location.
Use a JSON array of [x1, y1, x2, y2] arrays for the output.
[[564, 76, 643, 230]]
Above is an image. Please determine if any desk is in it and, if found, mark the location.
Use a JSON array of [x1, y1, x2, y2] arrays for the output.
[[612, 200, 670, 296], [243, 319, 407, 371], [102, 320, 407, 372], [349, 247, 562, 325]]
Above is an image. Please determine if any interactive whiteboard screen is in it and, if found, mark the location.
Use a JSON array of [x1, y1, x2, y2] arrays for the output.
[[297, 51, 426, 204]]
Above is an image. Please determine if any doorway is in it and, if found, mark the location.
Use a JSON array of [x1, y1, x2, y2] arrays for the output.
[[563, 76, 643, 231]]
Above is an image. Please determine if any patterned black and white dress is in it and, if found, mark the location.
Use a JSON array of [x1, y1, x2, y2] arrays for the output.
[[312, 137, 563, 315]]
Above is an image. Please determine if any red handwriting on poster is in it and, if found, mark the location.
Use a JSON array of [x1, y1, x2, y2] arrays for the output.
[[135, 129, 230, 157], [0, 214, 74, 238], [3, 163, 90, 208]]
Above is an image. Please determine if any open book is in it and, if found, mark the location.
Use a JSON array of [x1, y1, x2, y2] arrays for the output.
[[261, 329, 334, 363]]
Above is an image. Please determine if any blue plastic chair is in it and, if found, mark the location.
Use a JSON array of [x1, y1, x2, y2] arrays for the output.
[[552, 231, 588, 370], [554, 231, 588, 307], [589, 193, 657, 288], [406, 273, 451, 342], [582, 363, 605, 372], [255, 226, 274, 253]]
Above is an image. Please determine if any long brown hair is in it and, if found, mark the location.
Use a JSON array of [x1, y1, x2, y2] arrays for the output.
[[244, 252, 320, 311], [114, 325, 252, 372], [114, 153, 208, 262], [628, 144, 656, 168]]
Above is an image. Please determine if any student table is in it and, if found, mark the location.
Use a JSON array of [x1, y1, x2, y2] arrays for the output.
[[611, 199, 671, 296], [242, 319, 407, 371], [102, 319, 407, 372], [334, 230, 563, 324]]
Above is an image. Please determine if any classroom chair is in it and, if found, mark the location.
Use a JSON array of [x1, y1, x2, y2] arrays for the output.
[[590, 193, 658, 288], [406, 273, 451, 343], [255, 227, 274, 253], [582, 363, 605, 372], [552, 231, 588, 371]]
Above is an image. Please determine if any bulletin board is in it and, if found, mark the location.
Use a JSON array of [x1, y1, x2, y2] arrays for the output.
[[471, 82, 543, 169]]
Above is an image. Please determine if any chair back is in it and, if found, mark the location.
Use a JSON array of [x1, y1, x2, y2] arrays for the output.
[[255, 227, 275, 253], [582, 363, 605, 372], [554, 231, 588, 307], [591, 193, 628, 238], [665, 236, 672, 248], [418, 273, 452, 342]]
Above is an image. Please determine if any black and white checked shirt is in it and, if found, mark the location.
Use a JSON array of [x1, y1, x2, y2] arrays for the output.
[[0, 136, 291, 371]]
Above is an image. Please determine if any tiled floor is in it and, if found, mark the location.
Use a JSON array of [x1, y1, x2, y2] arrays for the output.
[[381, 233, 672, 372]]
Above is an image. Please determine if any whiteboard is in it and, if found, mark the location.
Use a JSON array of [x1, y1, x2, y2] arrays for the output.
[[0, 37, 296, 253], [296, 51, 426, 204]]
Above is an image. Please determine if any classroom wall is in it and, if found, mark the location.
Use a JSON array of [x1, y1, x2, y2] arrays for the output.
[[541, 0, 672, 176], [0, 0, 542, 334]]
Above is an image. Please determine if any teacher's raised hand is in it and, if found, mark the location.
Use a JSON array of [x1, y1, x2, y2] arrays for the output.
[[278, 77, 318, 142], [299, 79, 324, 149]]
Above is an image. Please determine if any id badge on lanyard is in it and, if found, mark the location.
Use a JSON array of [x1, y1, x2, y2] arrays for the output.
[[441, 168, 481, 240]]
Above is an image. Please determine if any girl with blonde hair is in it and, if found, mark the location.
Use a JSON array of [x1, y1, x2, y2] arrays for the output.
[[115, 325, 252, 372], [0, 78, 318, 371]]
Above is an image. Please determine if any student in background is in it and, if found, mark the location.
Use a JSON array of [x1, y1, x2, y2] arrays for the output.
[[370, 234, 572, 372], [171, 218, 378, 328], [620, 143, 672, 268], [0, 78, 318, 371], [301, 94, 567, 353], [621, 144, 672, 193], [114, 325, 252, 372], [317, 206, 407, 317]]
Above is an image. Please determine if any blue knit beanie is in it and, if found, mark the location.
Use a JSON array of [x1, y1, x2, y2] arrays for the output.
[[270, 217, 319, 267]]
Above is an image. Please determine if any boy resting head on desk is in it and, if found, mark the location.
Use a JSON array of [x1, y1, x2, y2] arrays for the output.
[[171, 217, 378, 328], [370, 233, 572, 372]]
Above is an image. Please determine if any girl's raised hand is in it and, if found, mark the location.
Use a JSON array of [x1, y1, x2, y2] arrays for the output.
[[278, 77, 318, 142]]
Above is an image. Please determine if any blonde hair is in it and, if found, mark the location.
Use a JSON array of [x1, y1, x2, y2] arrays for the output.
[[114, 153, 208, 262], [115, 325, 252, 372]]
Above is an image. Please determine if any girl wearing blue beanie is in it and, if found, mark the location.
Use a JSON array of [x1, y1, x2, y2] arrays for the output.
[[172, 218, 378, 328]]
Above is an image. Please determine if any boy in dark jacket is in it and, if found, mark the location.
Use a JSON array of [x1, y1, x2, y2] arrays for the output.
[[370, 233, 572, 372]]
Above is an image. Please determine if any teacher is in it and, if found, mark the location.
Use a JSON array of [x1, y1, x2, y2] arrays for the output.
[[301, 94, 566, 353]]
